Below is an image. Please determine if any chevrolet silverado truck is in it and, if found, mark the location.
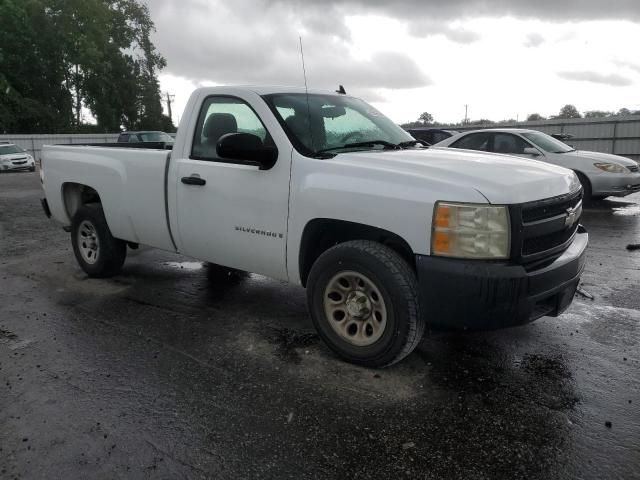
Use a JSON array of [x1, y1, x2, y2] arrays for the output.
[[40, 86, 588, 367]]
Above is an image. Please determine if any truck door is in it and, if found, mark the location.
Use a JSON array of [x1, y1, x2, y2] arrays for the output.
[[172, 94, 291, 280]]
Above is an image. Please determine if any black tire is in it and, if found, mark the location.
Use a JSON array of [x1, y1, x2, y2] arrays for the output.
[[575, 171, 592, 202], [71, 204, 126, 278], [29, 166, 35, 172], [307, 240, 424, 368]]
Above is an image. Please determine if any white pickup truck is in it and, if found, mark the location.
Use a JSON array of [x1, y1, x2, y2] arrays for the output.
[[41, 86, 588, 367]]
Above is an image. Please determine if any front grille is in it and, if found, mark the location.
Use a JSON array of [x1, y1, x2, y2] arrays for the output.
[[513, 189, 583, 269], [627, 164, 639, 173], [12, 160, 27, 165], [521, 189, 582, 223], [522, 226, 577, 256]]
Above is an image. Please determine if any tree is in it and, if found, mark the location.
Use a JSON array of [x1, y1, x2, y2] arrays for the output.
[[617, 108, 632, 117], [468, 119, 495, 126], [526, 113, 545, 121], [584, 110, 613, 118], [0, 0, 172, 134], [557, 104, 581, 119], [0, 0, 73, 133], [418, 112, 434, 125]]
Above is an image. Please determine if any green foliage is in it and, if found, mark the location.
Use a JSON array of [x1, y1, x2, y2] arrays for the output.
[[556, 104, 581, 119], [418, 112, 434, 124], [526, 113, 545, 121], [584, 110, 613, 118], [0, 0, 173, 133]]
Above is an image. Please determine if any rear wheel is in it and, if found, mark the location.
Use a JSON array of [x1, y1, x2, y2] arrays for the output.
[[307, 240, 424, 368], [71, 204, 126, 277]]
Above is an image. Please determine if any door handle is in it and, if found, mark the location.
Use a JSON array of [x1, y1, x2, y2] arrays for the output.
[[181, 175, 206, 186]]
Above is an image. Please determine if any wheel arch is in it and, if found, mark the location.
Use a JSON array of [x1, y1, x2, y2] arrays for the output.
[[298, 218, 415, 287], [61, 182, 102, 222], [572, 170, 592, 198]]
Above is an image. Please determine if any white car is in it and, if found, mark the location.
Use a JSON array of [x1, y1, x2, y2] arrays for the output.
[[0, 143, 36, 173], [40, 86, 588, 367], [434, 128, 640, 200]]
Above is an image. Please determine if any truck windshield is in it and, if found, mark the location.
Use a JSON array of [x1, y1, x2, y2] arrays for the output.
[[0, 145, 25, 155], [521, 132, 575, 153], [262, 93, 414, 157]]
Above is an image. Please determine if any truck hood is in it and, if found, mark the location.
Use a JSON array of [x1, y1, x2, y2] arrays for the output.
[[573, 150, 638, 167], [335, 148, 579, 204]]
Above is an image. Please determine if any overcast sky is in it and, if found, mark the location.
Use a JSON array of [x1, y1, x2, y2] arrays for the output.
[[146, 0, 640, 125]]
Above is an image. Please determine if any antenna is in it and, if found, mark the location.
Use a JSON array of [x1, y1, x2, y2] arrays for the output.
[[299, 36, 315, 150]]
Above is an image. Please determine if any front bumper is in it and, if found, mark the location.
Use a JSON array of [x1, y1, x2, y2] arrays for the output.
[[416, 227, 588, 330], [590, 172, 640, 197], [1, 160, 35, 172]]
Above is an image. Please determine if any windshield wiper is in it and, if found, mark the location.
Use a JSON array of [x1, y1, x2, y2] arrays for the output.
[[397, 139, 430, 148], [316, 140, 400, 155], [554, 149, 576, 153]]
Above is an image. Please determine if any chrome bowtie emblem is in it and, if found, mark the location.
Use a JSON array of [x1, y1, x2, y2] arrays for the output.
[[564, 205, 580, 228]]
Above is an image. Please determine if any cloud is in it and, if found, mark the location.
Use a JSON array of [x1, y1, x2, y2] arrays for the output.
[[408, 22, 481, 44], [147, 0, 430, 91], [613, 59, 640, 73], [277, 0, 640, 23], [524, 32, 545, 47], [557, 71, 633, 86]]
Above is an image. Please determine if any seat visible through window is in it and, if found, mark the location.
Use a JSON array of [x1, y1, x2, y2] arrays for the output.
[[191, 96, 271, 161]]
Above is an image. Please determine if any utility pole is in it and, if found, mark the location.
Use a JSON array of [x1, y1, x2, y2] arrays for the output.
[[165, 92, 175, 122], [464, 104, 468, 124]]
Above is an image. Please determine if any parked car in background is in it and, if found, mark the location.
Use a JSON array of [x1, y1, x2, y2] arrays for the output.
[[117, 131, 174, 145], [0, 142, 36, 172], [551, 133, 574, 142], [41, 86, 588, 367], [434, 128, 640, 200], [405, 128, 458, 145]]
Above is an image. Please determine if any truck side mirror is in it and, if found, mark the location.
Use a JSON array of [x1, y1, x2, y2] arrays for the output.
[[523, 147, 541, 156], [217, 133, 278, 170]]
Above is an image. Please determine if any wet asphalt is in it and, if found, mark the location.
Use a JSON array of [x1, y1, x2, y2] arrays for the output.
[[0, 171, 639, 480]]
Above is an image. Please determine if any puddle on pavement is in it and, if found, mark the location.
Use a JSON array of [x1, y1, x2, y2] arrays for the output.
[[268, 327, 319, 364], [162, 261, 204, 271], [613, 202, 640, 216], [0, 327, 18, 342]]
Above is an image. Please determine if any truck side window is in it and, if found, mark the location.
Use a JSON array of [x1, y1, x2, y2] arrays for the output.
[[191, 96, 271, 161], [450, 133, 490, 151]]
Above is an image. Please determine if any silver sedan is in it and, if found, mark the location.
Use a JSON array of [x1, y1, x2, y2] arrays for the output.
[[434, 128, 640, 200]]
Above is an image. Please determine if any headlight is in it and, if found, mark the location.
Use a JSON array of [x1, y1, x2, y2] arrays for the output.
[[432, 202, 510, 259], [594, 162, 627, 173]]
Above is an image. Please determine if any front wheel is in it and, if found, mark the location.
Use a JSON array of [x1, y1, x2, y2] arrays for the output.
[[575, 171, 592, 202], [71, 204, 126, 277], [307, 240, 424, 368]]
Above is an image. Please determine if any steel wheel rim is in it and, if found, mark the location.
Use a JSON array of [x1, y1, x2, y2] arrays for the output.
[[323, 270, 388, 347], [78, 220, 100, 265]]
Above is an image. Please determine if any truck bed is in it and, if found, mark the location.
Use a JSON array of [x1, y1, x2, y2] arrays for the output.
[[42, 145, 175, 252]]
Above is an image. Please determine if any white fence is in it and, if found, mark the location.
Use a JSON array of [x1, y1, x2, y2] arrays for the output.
[[0, 133, 119, 161]]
